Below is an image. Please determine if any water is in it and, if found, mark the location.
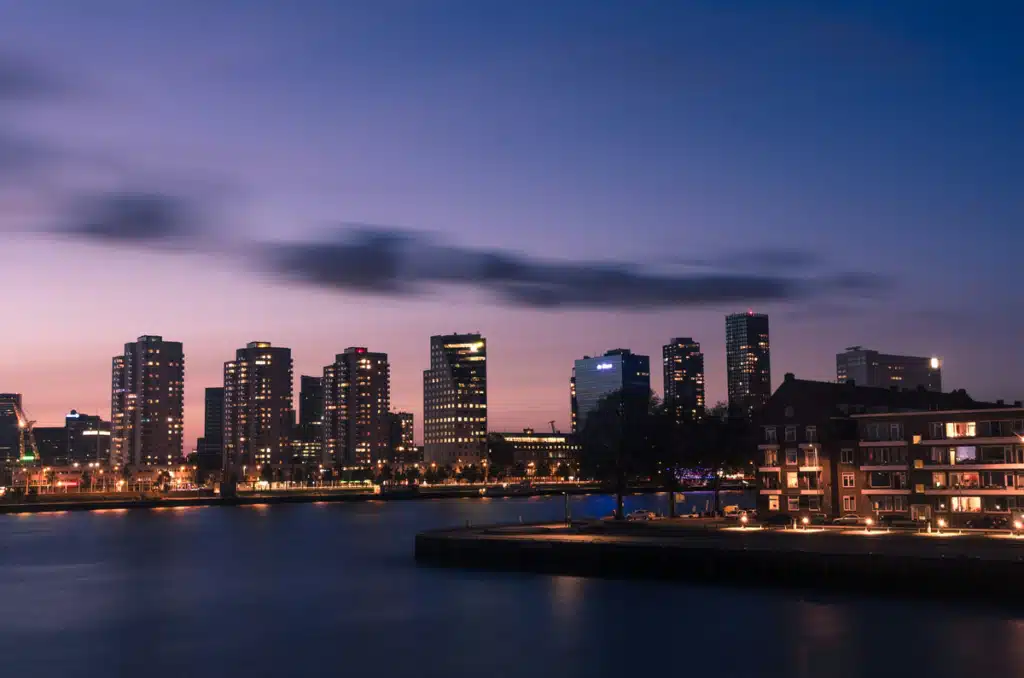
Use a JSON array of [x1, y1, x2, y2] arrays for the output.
[[1, 492, 1022, 678]]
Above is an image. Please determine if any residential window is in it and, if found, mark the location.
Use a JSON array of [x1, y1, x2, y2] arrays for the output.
[[840, 448, 854, 464], [981, 446, 1008, 463], [932, 472, 947, 489], [842, 495, 857, 513], [929, 422, 944, 439], [945, 422, 976, 439], [808, 496, 821, 511], [785, 448, 798, 465], [889, 423, 903, 441], [984, 497, 1009, 513], [842, 472, 855, 488], [760, 473, 780, 490], [954, 446, 978, 464], [802, 448, 819, 467], [951, 496, 982, 513], [786, 472, 799, 489], [787, 496, 800, 512], [768, 495, 780, 511], [950, 471, 980, 489], [805, 426, 817, 442], [765, 427, 777, 443], [763, 449, 778, 466], [982, 471, 1012, 489], [869, 472, 892, 488], [785, 426, 796, 442]]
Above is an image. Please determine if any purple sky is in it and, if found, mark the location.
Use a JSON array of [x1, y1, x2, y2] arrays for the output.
[[0, 1, 1021, 447]]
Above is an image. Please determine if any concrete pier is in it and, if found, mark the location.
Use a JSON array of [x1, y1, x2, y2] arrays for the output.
[[415, 521, 1024, 603]]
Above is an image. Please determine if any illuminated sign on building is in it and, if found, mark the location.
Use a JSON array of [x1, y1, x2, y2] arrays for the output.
[[596, 363, 614, 370]]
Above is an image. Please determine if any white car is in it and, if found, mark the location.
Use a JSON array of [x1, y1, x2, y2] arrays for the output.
[[626, 509, 657, 521]]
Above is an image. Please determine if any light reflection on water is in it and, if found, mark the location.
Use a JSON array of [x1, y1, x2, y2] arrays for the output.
[[0, 491, 1021, 678]]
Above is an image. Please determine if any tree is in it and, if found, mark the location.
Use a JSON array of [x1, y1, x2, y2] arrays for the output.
[[487, 433, 516, 472], [579, 389, 664, 520]]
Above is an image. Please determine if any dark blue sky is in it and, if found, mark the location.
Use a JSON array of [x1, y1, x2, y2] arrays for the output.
[[1, 1, 1021, 442]]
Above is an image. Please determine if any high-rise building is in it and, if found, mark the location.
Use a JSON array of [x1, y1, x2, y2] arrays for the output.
[[663, 337, 705, 422], [571, 349, 651, 433], [293, 376, 325, 463], [111, 336, 185, 466], [32, 426, 66, 466], [223, 342, 293, 474], [65, 410, 111, 465], [196, 387, 224, 469], [323, 348, 391, 467], [836, 347, 942, 392], [0, 393, 21, 465], [726, 312, 771, 419], [389, 412, 415, 464], [423, 333, 487, 466]]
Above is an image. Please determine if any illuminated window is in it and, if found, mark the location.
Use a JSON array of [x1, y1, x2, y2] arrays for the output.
[[786, 472, 798, 489], [945, 422, 976, 439], [951, 496, 982, 513], [785, 448, 798, 465], [787, 496, 800, 512]]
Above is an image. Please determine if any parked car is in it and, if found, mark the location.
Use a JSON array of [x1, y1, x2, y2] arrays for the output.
[[806, 512, 829, 525], [965, 515, 1009, 529], [832, 514, 866, 526], [760, 513, 794, 526], [626, 509, 657, 521]]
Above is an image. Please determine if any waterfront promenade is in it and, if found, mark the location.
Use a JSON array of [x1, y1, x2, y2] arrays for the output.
[[416, 519, 1024, 603]]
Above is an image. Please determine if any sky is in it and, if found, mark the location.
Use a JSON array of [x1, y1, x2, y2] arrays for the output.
[[0, 0, 1021, 447]]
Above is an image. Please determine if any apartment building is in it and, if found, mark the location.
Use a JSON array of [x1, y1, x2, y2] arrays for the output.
[[755, 373, 991, 519], [851, 407, 1024, 526]]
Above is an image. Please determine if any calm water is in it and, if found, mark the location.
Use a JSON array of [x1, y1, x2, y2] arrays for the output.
[[1, 492, 1022, 678]]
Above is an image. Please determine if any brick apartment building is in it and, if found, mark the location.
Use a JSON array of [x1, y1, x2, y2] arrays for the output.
[[755, 374, 998, 520], [851, 407, 1024, 526]]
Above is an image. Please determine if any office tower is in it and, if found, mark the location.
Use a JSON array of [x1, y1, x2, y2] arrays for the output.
[[836, 347, 942, 392], [65, 410, 111, 465], [323, 348, 391, 467], [32, 426, 66, 466], [389, 412, 415, 463], [0, 393, 21, 464], [663, 337, 705, 422], [223, 342, 293, 474], [111, 335, 185, 466], [571, 349, 651, 433], [726, 312, 771, 418], [195, 387, 224, 469], [423, 333, 487, 466]]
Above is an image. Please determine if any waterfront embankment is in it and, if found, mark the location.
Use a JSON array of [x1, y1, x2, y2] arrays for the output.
[[415, 520, 1024, 602]]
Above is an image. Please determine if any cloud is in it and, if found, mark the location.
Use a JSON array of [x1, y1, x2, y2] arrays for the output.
[[0, 52, 64, 101], [60, 192, 199, 245], [260, 225, 888, 310]]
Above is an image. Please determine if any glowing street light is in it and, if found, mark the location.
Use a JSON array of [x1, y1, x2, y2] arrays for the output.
[[801, 516, 810, 527], [740, 514, 749, 528]]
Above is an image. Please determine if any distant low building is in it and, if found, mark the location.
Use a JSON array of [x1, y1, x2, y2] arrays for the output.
[[836, 346, 942, 392], [493, 429, 580, 474]]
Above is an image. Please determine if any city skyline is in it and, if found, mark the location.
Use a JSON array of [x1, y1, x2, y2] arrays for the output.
[[0, 326, 962, 450], [1, 3, 1020, 449]]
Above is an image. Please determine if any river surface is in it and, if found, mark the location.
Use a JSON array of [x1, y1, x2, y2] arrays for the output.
[[1, 491, 1022, 678]]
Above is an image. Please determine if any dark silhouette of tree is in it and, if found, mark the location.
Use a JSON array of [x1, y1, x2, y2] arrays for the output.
[[487, 433, 516, 471]]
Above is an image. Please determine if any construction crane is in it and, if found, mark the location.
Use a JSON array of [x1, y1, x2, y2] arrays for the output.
[[13, 401, 40, 464], [548, 420, 557, 434]]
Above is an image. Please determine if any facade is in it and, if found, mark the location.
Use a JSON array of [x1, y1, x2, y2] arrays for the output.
[[110, 336, 185, 466], [493, 429, 580, 473], [223, 342, 294, 474], [196, 387, 224, 469], [571, 349, 650, 433], [295, 376, 324, 463], [33, 426, 66, 466], [323, 348, 391, 467], [755, 373, 994, 520], [851, 407, 1024, 526], [389, 412, 415, 464], [65, 410, 111, 465], [836, 346, 942, 392], [662, 337, 705, 422], [0, 393, 21, 464], [726, 312, 771, 419], [423, 333, 487, 466]]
